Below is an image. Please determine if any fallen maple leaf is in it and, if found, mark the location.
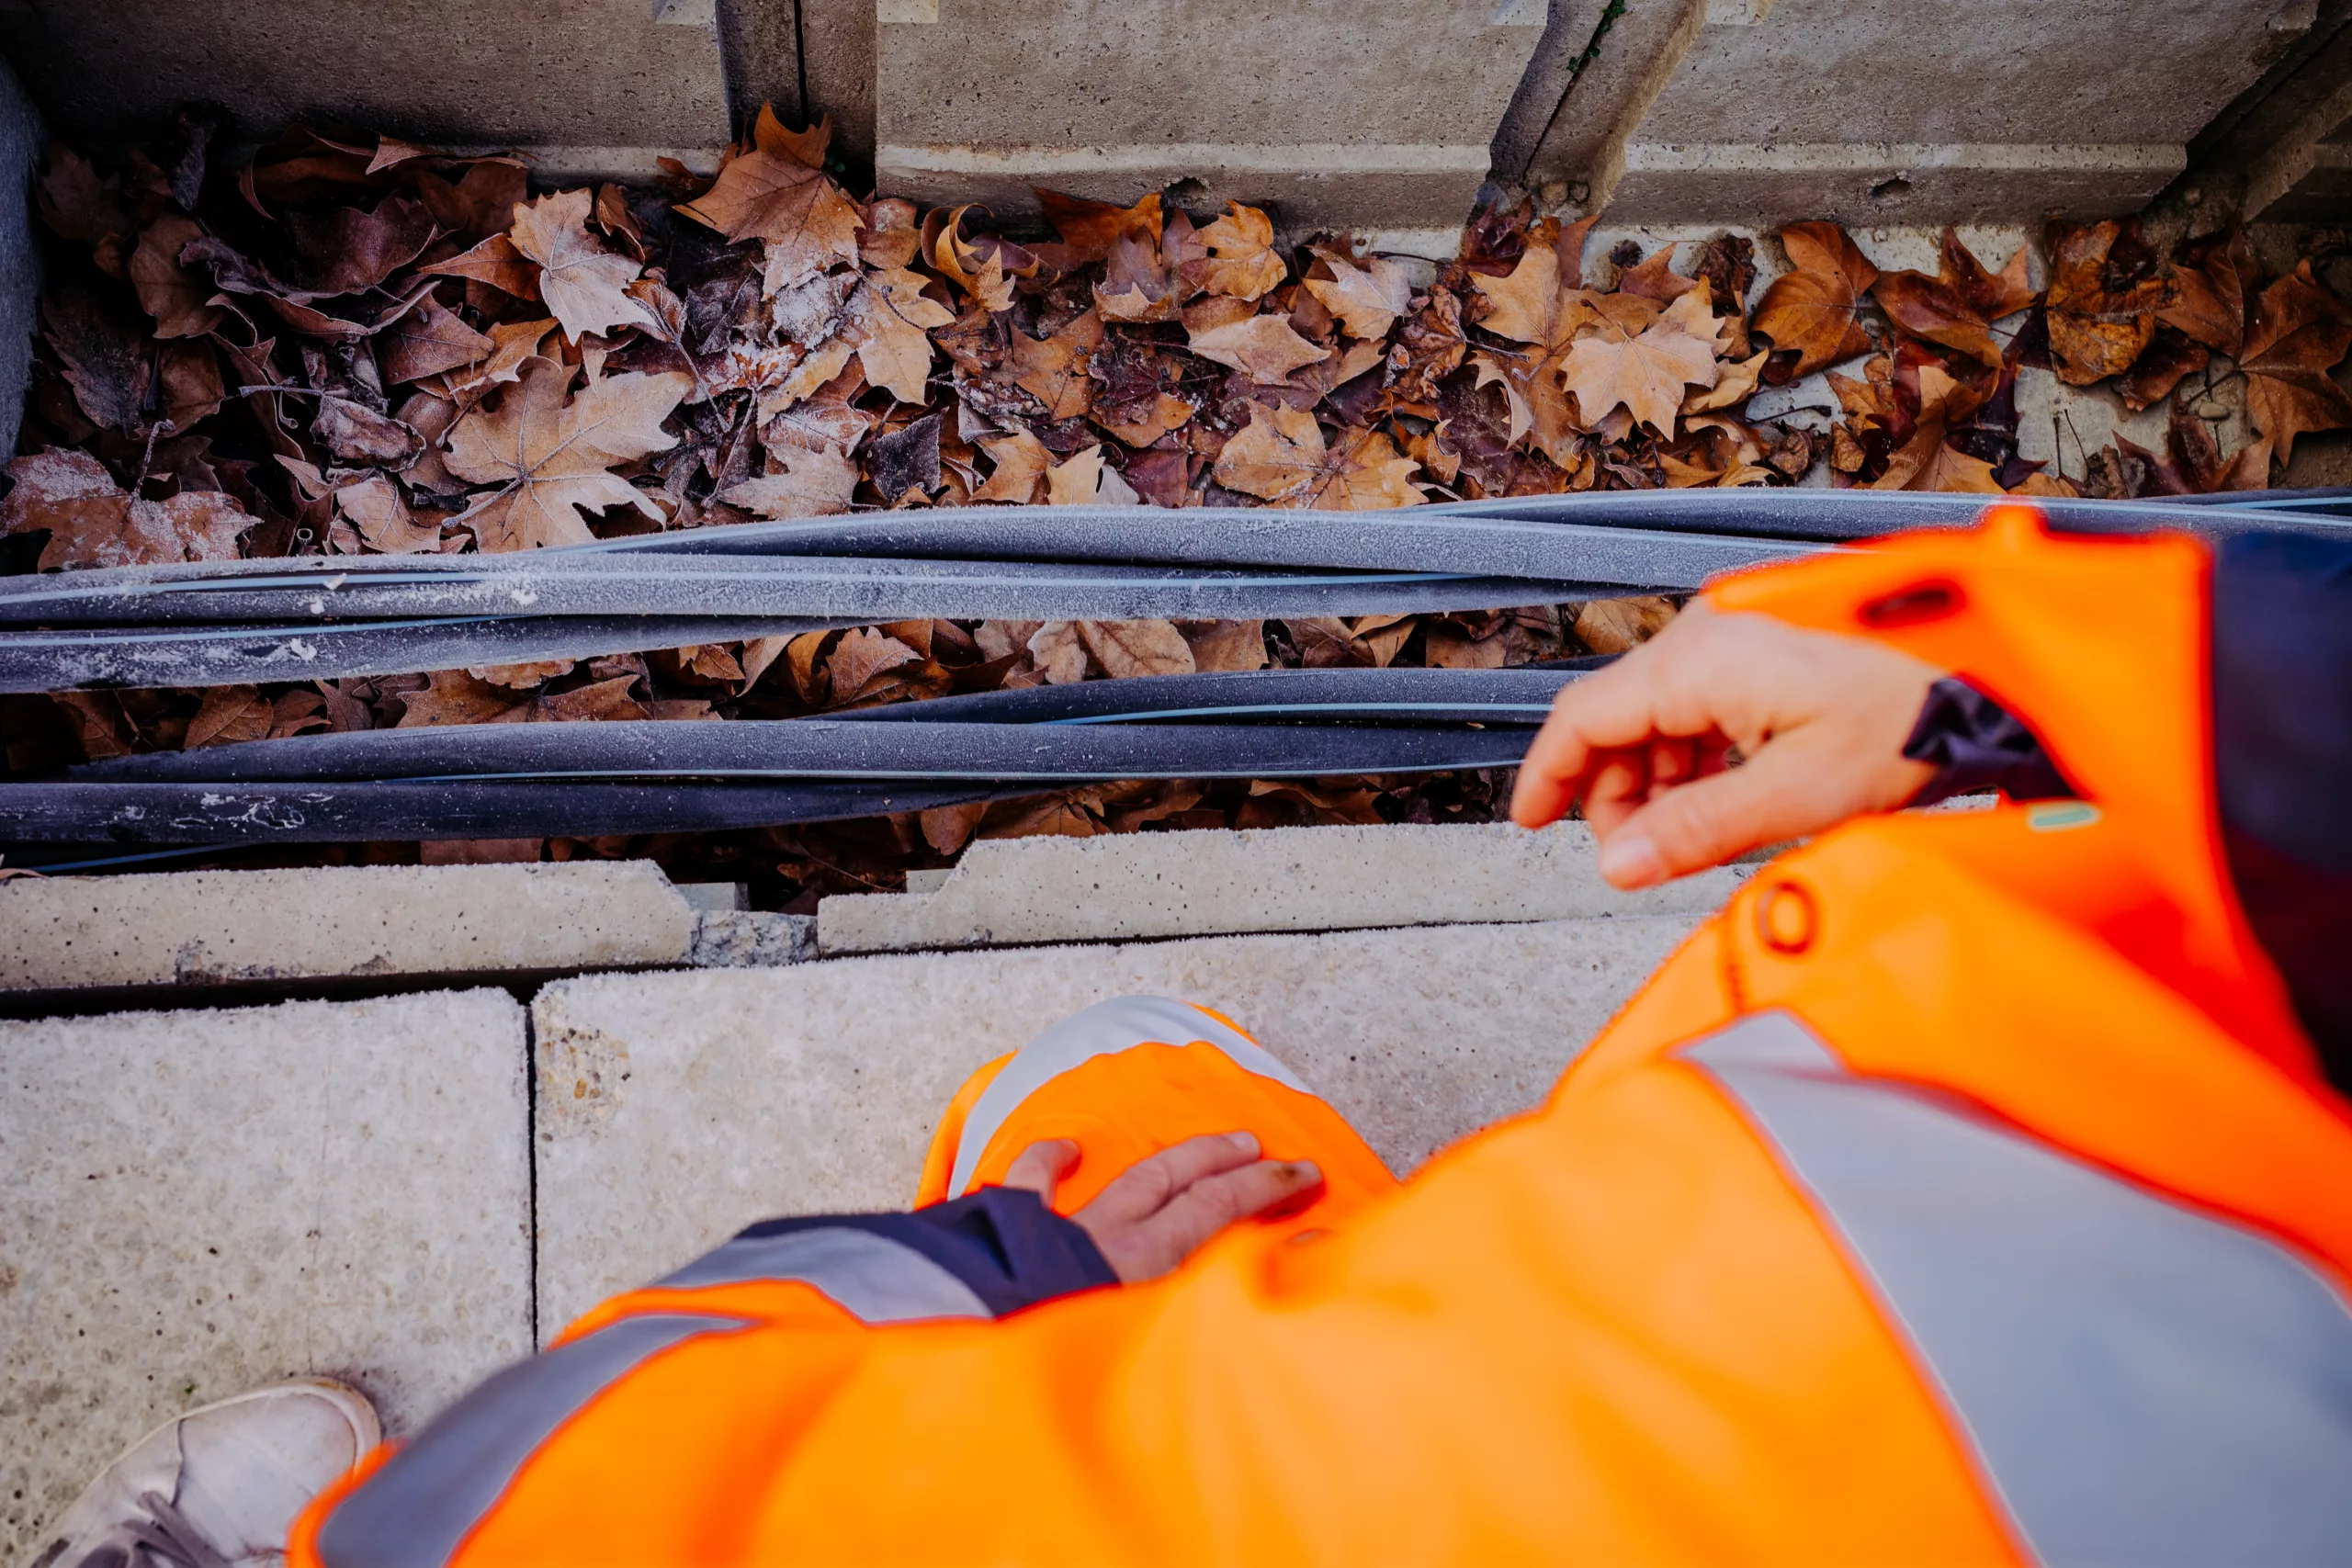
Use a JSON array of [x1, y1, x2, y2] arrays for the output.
[[1870, 229, 2031, 367], [1035, 188, 1160, 265], [334, 472, 443, 552], [510, 188, 658, 343], [1573, 597, 1675, 654], [444, 357, 692, 549], [1753, 221, 1878, 377], [43, 286, 151, 433], [2240, 261, 2352, 466], [1187, 312, 1329, 384], [1197, 203, 1284, 300], [129, 215, 220, 337], [1213, 403, 1427, 508], [380, 295, 495, 384], [1560, 288, 1724, 434], [2044, 220, 2165, 386], [676, 113, 862, 293], [828, 627, 922, 705], [1079, 619, 1194, 678], [1046, 445, 1105, 505], [850, 265, 954, 402], [973, 429, 1050, 503], [1306, 250, 1415, 340], [0, 449, 255, 569], [719, 445, 860, 517], [421, 233, 541, 300], [2158, 226, 2254, 357], [1181, 619, 1268, 672], [1011, 309, 1103, 419]]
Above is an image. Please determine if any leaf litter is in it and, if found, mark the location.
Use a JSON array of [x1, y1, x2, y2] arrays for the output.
[[3, 114, 2346, 901]]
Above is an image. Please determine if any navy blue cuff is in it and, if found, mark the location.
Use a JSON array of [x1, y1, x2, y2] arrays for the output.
[[733, 1188, 1117, 1317], [1901, 676, 2074, 807]]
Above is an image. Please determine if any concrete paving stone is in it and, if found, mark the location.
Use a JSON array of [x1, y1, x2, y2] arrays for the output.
[[0, 0, 729, 174], [873, 0, 1548, 228], [1532, 0, 2306, 221], [532, 915, 1702, 1335], [0, 861, 701, 995], [0, 988, 530, 1561], [819, 820, 1748, 955]]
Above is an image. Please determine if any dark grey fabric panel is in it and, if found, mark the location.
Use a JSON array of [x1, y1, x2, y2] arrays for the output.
[[1687, 1011, 2352, 1567], [314, 1313, 748, 1568], [656, 1225, 989, 1323]]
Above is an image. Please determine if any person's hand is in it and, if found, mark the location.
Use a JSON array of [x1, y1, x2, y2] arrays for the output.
[[1001, 1133, 1322, 1283], [1510, 601, 1945, 888]]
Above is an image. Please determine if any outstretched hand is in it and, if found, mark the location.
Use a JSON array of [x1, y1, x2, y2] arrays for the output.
[[1510, 602, 1945, 887], [1003, 1133, 1322, 1283]]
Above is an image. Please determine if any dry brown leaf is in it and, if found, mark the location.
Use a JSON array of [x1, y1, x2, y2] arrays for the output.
[[676, 127, 863, 293], [1097, 391, 1194, 449], [509, 188, 657, 343], [422, 233, 541, 300], [130, 215, 220, 338], [1026, 621, 1090, 684], [828, 627, 921, 705], [2044, 220, 2166, 386], [1197, 204, 1285, 301], [1753, 221, 1879, 376], [335, 473, 442, 552], [1011, 309, 1103, 420], [1615, 245, 1698, 303], [1684, 348, 1768, 414], [469, 660, 575, 689], [1035, 188, 1160, 265], [1186, 313, 1329, 384], [445, 357, 691, 550], [380, 295, 495, 384], [720, 445, 860, 517], [973, 429, 1051, 503], [2158, 226, 2254, 357], [186, 685, 274, 750], [1046, 445, 1104, 505], [851, 265, 954, 403], [0, 449, 254, 570], [1180, 619, 1267, 671], [1869, 230, 2032, 367], [1212, 403, 1426, 509], [446, 317, 555, 400], [1079, 619, 1195, 678], [2240, 262, 2352, 467], [1574, 596, 1676, 654], [862, 197, 922, 270], [1560, 288, 1724, 434], [1306, 252, 1415, 340]]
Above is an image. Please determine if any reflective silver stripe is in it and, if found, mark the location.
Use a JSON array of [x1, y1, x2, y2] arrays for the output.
[[315, 1312, 748, 1568], [1686, 1010, 2352, 1568], [655, 1225, 989, 1321], [947, 996, 1310, 1198]]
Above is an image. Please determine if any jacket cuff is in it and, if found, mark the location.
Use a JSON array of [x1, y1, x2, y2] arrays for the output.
[[1902, 675, 2074, 807]]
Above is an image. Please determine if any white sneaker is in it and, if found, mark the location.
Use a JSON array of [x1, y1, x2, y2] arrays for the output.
[[27, 1379, 379, 1568]]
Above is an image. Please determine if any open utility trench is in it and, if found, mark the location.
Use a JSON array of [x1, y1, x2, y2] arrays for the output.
[[3, 0, 2351, 1553]]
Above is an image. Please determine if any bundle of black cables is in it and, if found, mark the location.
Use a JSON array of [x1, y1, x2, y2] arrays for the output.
[[4, 489, 2346, 860]]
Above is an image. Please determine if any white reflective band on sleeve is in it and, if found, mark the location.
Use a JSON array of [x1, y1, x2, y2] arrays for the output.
[[947, 995, 1311, 1198], [656, 1225, 989, 1322], [1685, 1010, 2352, 1568], [316, 1312, 750, 1568]]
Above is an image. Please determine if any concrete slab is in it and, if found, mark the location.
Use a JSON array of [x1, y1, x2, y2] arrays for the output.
[[0, 0, 730, 171], [873, 0, 1548, 229], [818, 820, 1749, 955], [0, 862, 699, 995], [0, 988, 530, 1561], [532, 915, 1701, 1335], [1532, 0, 2303, 221]]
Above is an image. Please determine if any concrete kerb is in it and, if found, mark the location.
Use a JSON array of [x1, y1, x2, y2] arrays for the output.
[[819, 819, 1750, 955]]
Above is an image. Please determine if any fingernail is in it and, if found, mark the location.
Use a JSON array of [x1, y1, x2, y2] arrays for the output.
[[1599, 833, 1662, 888], [1226, 1131, 1261, 1156], [1287, 1161, 1321, 1185]]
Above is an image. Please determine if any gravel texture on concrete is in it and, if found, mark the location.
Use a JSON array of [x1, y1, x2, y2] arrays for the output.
[[0, 988, 530, 1560]]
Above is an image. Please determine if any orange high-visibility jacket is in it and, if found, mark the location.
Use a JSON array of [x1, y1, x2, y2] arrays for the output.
[[299, 508, 2352, 1565]]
